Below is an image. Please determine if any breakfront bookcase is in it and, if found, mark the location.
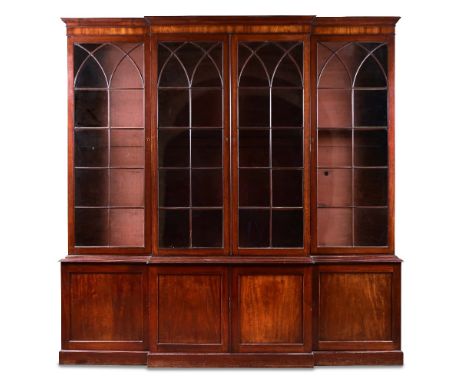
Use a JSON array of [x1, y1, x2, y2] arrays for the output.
[[60, 16, 402, 367]]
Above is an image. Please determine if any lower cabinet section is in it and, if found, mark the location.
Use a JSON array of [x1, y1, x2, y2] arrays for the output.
[[60, 261, 402, 367]]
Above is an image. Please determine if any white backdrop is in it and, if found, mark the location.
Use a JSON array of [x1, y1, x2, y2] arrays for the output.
[[1, 0, 467, 380]]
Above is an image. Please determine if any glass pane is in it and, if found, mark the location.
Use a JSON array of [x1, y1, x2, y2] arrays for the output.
[[354, 45, 387, 87], [75, 169, 108, 206], [354, 169, 388, 206], [316, 41, 389, 248], [317, 89, 351, 128], [74, 45, 92, 75], [317, 46, 351, 88], [192, 89, 223, 127], [158, 54, 189, 87], [354, 208, 388, 246], [158, 129, 189, 167], [92, 44, 122, 81], [317, 208, 352, 247], [159, 209, 189, 248], [177, 43, 204, 78], [73, 43, 145, 249], [74, 50, 107, 88], [110, 55, 144, 89], [109, 208, 144, 247], [75, 129, 108, 167], [192, 209, 223, 247], [110, 90, 144, 128], [239, 129, 270, 167], [271, 89, 302, 127], [75, 208, 109, 246], [238, 88, 269, 127], [238, 45, 270, 87], [354, 90, 387, 127], [192, 169, 223, 207], [158, 89, 189, 127], [191, 129, 222, 167], [191, 43, 223, 87], [75, 90, 108, 127], [239, 209, 269, 247], [272, 170, 302, 207], [109, 169, 144, 207], [239, 169, 270, 207], [159, 169, 189, 207], [317, 129, 352, 167], [354, 130, 388, 167], [272, 129, 303, 167], [272, 44, 303, 87], [272, 210, 303, 247], [317, 169, 352, 207], [110, 129, 144, 168], [157, 40, 225, 250], [254, 43, 284, 79]]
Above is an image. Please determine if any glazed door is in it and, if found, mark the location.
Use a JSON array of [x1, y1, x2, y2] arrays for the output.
[[154, 35, 230, 255], [314, 37, 394, 252], [232, 34, 311, 255], [70, 37, 150, 253]]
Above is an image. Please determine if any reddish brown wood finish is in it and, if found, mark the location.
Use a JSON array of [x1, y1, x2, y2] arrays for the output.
[[61, 16, 402, 368], [147, 353, 315, 367], [232, 266, 312, 353], [59, 350, 148, 365], [313, 264, 401, 351], [315, 350, 403, 366], [149, 266, 229, 352], [61, 264, 148, 351]]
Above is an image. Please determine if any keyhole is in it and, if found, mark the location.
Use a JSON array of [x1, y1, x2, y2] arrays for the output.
[[324, 171, 329, 176]]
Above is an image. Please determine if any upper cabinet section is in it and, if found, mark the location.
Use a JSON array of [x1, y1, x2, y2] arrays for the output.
[[64, 16, 398, 256]]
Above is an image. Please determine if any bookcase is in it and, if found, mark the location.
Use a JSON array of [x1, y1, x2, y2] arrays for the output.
[[60, 16, 402, 367]]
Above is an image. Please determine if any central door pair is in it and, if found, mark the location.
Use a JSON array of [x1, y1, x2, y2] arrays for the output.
[[154, 34, 311, 255]]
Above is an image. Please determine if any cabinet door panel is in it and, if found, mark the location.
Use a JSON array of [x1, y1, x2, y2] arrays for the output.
[[315, 265, 400, 351], [156, 37, 228, 254], [232, 266, 312, 353], [233, 35, 310, 254], [149, 266, 228, 352], [61, 264, 147, 351], [71, 41, 147, 252], [316, 40, 390, 251]]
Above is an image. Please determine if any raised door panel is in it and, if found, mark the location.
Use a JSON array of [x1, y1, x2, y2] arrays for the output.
[[315, 264, 400, 350], [232, 266, 312, 353], [149, 266, 229, 352], [61, 264, 147, 351]]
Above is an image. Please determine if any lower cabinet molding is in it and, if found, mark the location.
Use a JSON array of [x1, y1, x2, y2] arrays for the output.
[[59, 350, 148, 365], [60, 261, 402, 367], [314, 351, 404, 366], [147, 353, 315, 368], [59, 351, 403, 367]]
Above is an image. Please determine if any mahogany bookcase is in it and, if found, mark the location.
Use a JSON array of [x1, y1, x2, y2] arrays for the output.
[[59, 16, 402, 367]]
